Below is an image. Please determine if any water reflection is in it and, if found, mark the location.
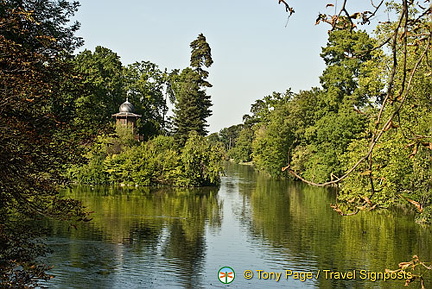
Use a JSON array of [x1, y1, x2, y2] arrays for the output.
[[43, 186, 221, 289], [229, 163, 432, 289], [42, 164, 432, 289]]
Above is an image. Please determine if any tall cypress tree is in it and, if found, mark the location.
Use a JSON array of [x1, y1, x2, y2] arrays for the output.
[[172, 33, 213, 144]]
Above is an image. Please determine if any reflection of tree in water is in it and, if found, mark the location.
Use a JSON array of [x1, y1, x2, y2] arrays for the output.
[[44, 185, 221, 288], [233, 164, 432, 289], [161, 220, 206, 289]]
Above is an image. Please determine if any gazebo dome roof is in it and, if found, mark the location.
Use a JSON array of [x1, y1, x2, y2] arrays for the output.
[[119, 99, 135, 113], [112, 98, 141, 119]]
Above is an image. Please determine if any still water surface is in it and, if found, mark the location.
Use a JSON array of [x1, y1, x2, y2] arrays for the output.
[[42, 163, 432, 288]]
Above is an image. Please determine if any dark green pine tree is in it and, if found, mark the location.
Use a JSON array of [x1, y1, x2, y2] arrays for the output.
[[172, 33, 213, 144]]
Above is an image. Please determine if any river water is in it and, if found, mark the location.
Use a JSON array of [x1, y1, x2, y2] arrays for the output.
[[41, 163, 432, 288]]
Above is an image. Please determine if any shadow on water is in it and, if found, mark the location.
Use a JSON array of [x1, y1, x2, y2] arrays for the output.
[[40, 163, 432, 289], [227, 162, 432, 289], [41, 186, 221, 289]]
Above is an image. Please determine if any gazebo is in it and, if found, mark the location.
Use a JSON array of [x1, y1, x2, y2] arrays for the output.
[[112, 98, 142, 130]]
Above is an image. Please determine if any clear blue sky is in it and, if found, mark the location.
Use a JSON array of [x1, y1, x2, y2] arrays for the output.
[[74, 0, 383, 133]]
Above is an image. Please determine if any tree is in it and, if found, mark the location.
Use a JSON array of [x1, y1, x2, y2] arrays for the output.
[[277, 0, 431, 221], [250, 90, 295, 177], [228, 126, 254, 163], [68, 133, 224, 187], [190, 33, 213, 80], [172, 33, 213, 144], [72, 46, 125, 136], [319, 29, 380, 111], [0, 0, 88, 286], [219, 124, 243, 151], [124, 61, 170, 138], [288, 28, 383, 183], [180, 132, 224, 186], [336, 7, 432, 220]]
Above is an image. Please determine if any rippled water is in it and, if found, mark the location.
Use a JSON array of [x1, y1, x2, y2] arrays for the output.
[[40, 163, 432, 288]]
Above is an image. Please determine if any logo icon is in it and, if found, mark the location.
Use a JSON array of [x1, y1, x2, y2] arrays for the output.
[[218, 266, 235, 284]]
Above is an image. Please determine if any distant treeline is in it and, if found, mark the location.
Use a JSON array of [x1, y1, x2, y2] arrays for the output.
[[210, 25, 431, 223]]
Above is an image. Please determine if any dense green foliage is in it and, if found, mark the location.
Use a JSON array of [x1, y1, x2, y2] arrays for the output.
[[72, 46, 124, 136], [251, 91, 295, 177], [227, 125, 254, 163], [339, 10, 432, 218], [124, 61, 170, 137], [67, 33, 222, 187], [67, 130, 224, 187], [69, 47, 170, 139]]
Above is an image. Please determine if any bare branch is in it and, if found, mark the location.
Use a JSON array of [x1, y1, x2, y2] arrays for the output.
[[278, 0, 295, 16]]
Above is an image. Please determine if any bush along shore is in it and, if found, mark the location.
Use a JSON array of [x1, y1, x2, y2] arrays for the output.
[[66, 129, 225, 187]]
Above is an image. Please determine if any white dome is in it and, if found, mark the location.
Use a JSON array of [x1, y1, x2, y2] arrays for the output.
[[119, 99, 134, 113]]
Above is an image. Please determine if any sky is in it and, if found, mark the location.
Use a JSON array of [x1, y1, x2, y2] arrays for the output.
[[73, 0, 385, 133]]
